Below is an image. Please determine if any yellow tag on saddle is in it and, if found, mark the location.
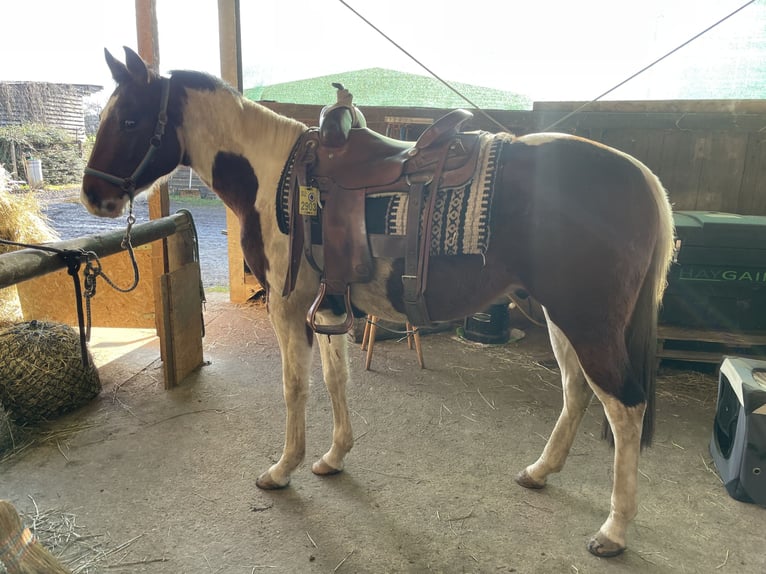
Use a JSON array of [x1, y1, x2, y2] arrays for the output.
[[299, 185, 319, 216]]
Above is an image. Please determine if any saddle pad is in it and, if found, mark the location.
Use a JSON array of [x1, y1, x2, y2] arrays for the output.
[[378, 131, 510, 256], [276, 137, 301, 235], [276, 131, 511, 257]]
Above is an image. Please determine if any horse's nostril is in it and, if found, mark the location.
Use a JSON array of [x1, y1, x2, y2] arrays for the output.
[[84, 187, 99, 206], [104, 200, 118, 213]]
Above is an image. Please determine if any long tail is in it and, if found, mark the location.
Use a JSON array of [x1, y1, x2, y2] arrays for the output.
[[625, 165, 675, 447]]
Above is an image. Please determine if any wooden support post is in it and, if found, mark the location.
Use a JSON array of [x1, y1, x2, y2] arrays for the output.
[[218, 0, 261, 303], [133, 0, 203, 387]]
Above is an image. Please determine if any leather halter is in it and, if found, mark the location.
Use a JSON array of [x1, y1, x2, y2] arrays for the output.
[[83, 76, 171, 198]]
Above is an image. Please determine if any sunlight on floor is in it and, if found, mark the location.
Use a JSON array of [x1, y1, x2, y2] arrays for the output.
[[87, 327, 158, 368]]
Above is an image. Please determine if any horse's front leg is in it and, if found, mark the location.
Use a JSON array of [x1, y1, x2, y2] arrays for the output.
[[256, 297, 314, 490], [311, 311, 354, 475], [516, 315, 593, 489]]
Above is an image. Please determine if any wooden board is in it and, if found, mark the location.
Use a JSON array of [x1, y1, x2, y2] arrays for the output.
[[739, 133, 766, 215], [16, 243, 155, 328], [159, 261, 204, 387], [658, 325, 766, 364], [225, 207, 263, 303], [696, 132, 749, 213]]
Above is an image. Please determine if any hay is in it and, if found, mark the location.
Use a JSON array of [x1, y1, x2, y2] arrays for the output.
[[0, 177, 58, 253], [0, 170, 59, 328], [0, 500, 70, 573], [0, 409, 31, 459], [0, 321, 100, 425], [0, 498, 138, 574]]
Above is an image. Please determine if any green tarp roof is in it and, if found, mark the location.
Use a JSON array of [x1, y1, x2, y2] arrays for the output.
[[245, 68, 530, 110]]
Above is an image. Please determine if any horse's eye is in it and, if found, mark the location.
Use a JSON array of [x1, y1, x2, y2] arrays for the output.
[[122, 119, 137, 130]]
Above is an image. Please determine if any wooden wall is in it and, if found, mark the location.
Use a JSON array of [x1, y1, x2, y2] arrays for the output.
[[262, 99, 766, 216], [0, 82, 100, 141], [167, 166, 216, 199]]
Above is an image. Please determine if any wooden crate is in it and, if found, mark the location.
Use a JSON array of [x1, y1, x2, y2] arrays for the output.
[[657, 325, 766, 364]]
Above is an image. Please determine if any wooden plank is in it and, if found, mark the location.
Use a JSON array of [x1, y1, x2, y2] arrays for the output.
[[166, 223, 197, 272], [135, 0, 175, 387], [738, 133, 766, 215], [159, 262, 205, 388], [218, 0, 243, 92], [657, 348, 752, 364], [219, 0, 263, 303], [225, 208, 262, 303], [658, 325, 766, 346], [597, 128, 643, 160], [643, 130, 667, 178], [656, 130, 699, 211], [696, 132, 749, 212], [658, 325, 766, 364], [16, 245, 155, 328]]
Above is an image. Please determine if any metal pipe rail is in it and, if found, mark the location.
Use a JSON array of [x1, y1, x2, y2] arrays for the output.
[[0, 211, 193, 290]]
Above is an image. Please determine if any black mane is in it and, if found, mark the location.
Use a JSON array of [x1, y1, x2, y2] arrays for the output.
[[168, 69, 231, 93]]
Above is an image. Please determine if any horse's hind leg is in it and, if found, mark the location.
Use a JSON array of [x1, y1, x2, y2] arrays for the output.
[[311, 312, 354, 475], [256, 296, 314, 490], [516, 312, 593, 489], [540, 322, 644, 557], [584, 380, 645, 557]]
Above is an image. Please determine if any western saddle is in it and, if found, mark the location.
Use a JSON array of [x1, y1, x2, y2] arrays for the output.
[[283, 84, 484, 335]]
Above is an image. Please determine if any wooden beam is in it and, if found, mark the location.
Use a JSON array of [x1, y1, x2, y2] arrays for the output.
[[218, 0, 261, 302], [135, 0, 160, 73], [0, 212, 193, 289], [135, 0, 182, 387], [218, 0, 242, 92]]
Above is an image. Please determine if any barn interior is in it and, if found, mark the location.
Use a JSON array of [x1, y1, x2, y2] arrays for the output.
[[1, 1, 766, 573]]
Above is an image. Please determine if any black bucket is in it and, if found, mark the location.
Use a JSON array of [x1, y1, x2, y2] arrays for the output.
[[463, 303, 511, 344]]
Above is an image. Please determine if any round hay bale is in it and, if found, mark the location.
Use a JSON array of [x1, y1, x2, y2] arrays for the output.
[[0, 321, 101, 424]]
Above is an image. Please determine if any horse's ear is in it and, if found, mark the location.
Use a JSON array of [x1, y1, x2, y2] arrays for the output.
[[105, 48, 131, 85], [123, 46, 150, 85]]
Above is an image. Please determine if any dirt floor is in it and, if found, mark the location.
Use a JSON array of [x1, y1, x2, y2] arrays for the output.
[[1, 293, 765, 574]]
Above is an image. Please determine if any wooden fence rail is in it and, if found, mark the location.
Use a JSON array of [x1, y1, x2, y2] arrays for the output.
[[0, 211, 191, 289]]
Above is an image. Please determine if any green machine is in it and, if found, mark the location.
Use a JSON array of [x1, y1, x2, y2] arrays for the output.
[[661, 211, 766, 333]]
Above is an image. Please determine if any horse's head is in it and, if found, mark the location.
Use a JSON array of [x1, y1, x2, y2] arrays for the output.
[[82, 47, 183, 217]]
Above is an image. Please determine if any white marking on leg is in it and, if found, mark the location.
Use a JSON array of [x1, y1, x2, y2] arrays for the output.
[[313, 310, 354, 473], [523, 311, 592, 485], [587, 381, 645, 551], [260, 296, 313, 486]]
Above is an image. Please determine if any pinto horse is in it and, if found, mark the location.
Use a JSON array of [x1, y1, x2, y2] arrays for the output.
[[82, 47, 674, 557]]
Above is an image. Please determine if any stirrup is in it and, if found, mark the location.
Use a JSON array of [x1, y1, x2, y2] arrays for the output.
[[307, 282, 355, 335]]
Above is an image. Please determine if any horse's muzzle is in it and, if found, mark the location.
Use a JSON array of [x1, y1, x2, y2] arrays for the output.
[[81, 185, 127, 218]]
